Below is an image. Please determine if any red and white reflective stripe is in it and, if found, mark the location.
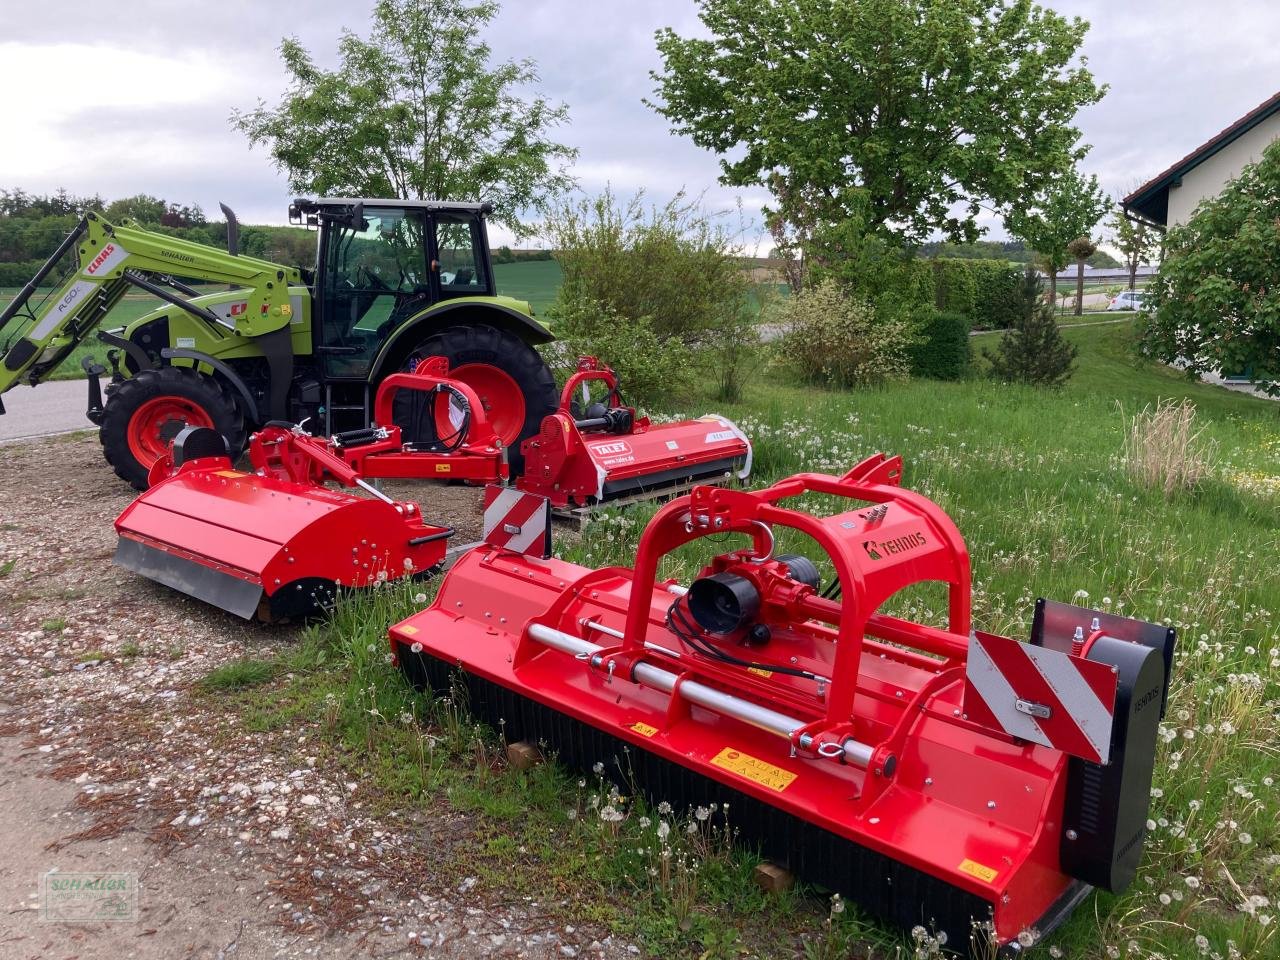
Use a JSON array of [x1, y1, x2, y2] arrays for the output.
[[964, 632, 1118, 764], [482, 486, 551, 557]]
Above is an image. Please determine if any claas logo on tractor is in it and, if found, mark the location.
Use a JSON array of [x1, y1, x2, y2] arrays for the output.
[[389, 452, 1175, 952]]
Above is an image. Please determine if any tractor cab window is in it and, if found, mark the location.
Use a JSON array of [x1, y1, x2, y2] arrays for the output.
[[319, 207, 430, 377], [433, 214, 488, 299]]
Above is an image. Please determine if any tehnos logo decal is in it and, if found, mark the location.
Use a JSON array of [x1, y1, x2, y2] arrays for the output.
[[861, 530, 927, 561]]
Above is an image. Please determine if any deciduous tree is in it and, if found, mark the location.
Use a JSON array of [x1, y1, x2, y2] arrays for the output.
[[1005, 169, 1108, 307], [232, 0, 576, 235], [649, 0, 1105, 246], [1109, 205, 1159, 290]]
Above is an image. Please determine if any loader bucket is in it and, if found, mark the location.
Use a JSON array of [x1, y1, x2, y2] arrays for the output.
[[390, 458, 1172, 954], [114, 431, 451, 620]]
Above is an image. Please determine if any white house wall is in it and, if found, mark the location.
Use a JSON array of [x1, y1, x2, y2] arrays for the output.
[[1166, 113, 1280, 226]]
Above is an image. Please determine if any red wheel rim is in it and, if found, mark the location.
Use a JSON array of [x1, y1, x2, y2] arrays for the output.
[[448, 363, 526, 446], [126, 396, 215, 468]]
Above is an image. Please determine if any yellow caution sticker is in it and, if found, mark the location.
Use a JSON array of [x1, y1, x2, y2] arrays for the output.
[[710, 748, 796, 792], [629, 721, 658, 738], [958, 858, 999, 884], [280, 303, 292, 317], [435, 464, 452, 473], [215, 470, 248, 478], [399, 625, 419, 636], [747, 667, 773, 678]]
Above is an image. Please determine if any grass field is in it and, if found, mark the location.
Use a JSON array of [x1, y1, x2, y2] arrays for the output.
[[493, 259, 562, 316], [2, 260, 565, 382], [212, 319, 1278, 959]]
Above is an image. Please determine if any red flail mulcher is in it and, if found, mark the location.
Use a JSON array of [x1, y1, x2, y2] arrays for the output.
[[114, 426, 453, 620], [389, 455, 1173, 954], [518, 356, 751, 508]]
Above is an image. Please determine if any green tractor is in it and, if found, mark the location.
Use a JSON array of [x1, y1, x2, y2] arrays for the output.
[[0, 198, 556, 488]]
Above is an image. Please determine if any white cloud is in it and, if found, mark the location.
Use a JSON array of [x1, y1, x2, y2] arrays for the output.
[[1, 0, 1278, 243]]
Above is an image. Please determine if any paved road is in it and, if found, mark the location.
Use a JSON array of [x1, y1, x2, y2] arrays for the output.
[[0, 380, 94, 444]]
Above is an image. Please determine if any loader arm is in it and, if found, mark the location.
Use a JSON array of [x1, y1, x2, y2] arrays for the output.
[[0, 211, 301, 402]]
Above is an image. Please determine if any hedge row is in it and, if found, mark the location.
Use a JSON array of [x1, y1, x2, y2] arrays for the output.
[[931, 258, 1023, 330]]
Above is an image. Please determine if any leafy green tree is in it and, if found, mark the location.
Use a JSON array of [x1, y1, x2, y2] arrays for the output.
[[1109, 205, 1159, 290], [1005, 168, 1108, 307], [649, 0, 1104, 246], [985, 268, 1077, 386], [1144, 139, 1280, 395], [232, 0, 576, 235]]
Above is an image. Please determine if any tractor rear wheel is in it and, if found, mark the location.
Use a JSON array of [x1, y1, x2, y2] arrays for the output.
[[403, 325, 556, 476], [100, 366, 245, 490]]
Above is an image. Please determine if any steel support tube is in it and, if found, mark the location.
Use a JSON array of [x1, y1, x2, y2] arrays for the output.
[[527, 623, 874, 768]]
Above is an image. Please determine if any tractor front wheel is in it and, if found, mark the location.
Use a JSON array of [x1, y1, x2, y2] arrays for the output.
[[403, 325, 556, 476], [100, 366, 245, 490]]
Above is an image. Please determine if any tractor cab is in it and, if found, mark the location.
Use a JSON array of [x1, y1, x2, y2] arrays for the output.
[[290, 198, 496, 380]]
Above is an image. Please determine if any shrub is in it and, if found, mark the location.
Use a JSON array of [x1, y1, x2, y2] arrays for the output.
[[543, 293, 694, 408], [909, 307, 971, 380], [703, 283, 775, 404], [1124, 399, 1218, 498], [543, 187, 748, 345], [984, 268, 1077, 386], [779, 278, 915, 388]]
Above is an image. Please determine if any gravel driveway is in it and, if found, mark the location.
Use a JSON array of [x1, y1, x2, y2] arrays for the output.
[[0, 433, 632, 959]]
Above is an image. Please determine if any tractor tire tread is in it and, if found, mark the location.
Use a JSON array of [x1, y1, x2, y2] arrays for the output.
[[406, 324, 556, 476], [100, 366, 246, 490]]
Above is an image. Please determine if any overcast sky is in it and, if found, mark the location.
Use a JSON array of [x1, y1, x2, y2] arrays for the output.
[[2, 0, 1278, 247]]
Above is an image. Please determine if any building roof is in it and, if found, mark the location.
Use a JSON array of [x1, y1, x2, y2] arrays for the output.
[[1123, 90, 1280, 227]]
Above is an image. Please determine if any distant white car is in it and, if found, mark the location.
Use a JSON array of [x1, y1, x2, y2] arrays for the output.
[[1107, 290, 1146, 312]]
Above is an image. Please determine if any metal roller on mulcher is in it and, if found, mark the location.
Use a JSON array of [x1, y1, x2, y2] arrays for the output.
[[388, 454, 1175, 954]]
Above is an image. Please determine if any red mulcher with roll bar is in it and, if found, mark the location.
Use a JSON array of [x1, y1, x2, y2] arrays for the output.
[[389, 454, 1174, 955]]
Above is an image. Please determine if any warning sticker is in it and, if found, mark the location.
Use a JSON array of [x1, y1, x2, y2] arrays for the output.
[[746, 667, 773, 679], [958, 858, 999, 884], [399, 625, 419, 636], [710, 747, 796, 792], [704, 430, 736, 443], [215, 470, 247, 478], [629, 722, 658, 738], [435, 464, 451, 473]]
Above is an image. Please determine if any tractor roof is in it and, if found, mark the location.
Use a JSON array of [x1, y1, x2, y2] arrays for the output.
[[292, 197, 493, 216]]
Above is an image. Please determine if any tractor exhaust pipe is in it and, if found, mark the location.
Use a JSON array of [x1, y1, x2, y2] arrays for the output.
[[219, 202, 239, 256]]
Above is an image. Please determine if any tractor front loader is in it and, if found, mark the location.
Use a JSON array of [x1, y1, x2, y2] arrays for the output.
[[0, 198, 557, 489]]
